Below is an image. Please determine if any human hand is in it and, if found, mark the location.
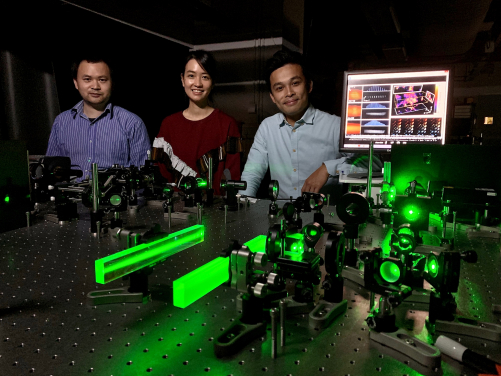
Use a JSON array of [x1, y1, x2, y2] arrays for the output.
[[302, 164, 329, 193]]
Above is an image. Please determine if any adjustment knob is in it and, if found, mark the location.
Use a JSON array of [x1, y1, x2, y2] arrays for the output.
[[253, 283, 267, 298], [253, 252, 268, 267], [266, 273, 280, 287]]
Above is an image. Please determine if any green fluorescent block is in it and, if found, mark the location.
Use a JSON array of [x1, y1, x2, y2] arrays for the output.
[[172, 235, 266, 308], [173, 257, 229, 308], [95, 225, 204, 284], [243, 235, 267, 253], [284, 233, 305, 258]]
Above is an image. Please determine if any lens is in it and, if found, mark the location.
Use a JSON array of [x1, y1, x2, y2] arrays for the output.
[[109, 194, 122, 206], [379, 261, 401, 283], [427, 254, 439, 278], [196, 178, 207, 188], [403, 205, 420, 221]]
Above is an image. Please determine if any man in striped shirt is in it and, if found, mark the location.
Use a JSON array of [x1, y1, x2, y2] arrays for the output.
[[46, 56, 151, 180]]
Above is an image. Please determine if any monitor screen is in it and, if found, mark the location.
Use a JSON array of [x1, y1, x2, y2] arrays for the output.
[[339, 68, 452, 152]]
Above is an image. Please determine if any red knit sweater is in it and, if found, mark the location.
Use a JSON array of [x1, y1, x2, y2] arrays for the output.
[[157, 109, 241, 195]]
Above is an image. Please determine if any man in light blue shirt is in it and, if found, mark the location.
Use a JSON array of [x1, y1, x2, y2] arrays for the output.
[[240, 50, 362, 199]]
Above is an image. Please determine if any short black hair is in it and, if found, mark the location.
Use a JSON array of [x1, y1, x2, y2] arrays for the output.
[[182, 50, 217, 83], [71, 54, 113, 80], [265, 50, 311, 92]]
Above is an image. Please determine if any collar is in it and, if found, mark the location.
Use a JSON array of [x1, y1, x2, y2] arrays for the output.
[[279, 105, 316, 129], [71, 100, 114, 120]]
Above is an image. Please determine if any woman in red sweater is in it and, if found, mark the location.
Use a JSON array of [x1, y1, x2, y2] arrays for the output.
[[154, 50, 241, 195]]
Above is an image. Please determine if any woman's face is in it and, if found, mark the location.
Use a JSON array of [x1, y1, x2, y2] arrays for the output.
[[181, 59, 213, 105]]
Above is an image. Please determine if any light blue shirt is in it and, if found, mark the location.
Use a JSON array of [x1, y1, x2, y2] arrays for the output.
[[240, 105, 363, 199], [46, 101, 151, 180]]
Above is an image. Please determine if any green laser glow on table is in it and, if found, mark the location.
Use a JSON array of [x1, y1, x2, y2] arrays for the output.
[[95, 225, 205, 284]]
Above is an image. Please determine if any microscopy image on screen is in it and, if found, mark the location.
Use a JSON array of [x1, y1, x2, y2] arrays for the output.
[[391, 119, 415, 135], [347, 104, 362, 118], [361, 120, 388, 135], [393, 85, 423, 93], [348, 86, 363, 101], [362, 103, 389, 119], [414, 118, 427, 135], [390, 118, 442, 136], [363, 85, 391, 102], [346, 121, 361, 135], [392, 84, 437, 115], [428, 118, 442, 136]]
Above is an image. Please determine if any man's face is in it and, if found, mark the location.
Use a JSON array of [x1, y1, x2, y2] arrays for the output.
[[73, 61, 112, 108], [269, 63, 312, 124]]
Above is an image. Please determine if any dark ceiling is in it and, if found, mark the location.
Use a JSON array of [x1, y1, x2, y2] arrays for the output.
[[306, 0, 501, 69], [58, 0, 501, 68]]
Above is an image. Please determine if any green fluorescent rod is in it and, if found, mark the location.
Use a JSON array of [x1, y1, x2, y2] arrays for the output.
[[173, 257, 229, 308], [172, 235, 266, 309], [95, 225, 204, 284], [243, 235, 267, 253]]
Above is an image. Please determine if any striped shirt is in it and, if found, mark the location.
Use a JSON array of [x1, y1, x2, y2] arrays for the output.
[[46, 101, 151, 180]]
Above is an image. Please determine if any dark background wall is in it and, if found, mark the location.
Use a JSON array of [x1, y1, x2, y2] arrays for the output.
[[1, 1, 188, 154]]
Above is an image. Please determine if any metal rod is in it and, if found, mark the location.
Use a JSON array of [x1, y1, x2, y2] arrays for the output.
[[60, 0, 194, 48], [349, 238, 355, 250], [270, 308, 278, 358], [383, 161, 391, 183], [366, 141, 373, 203], [224, 205, 228, 224], [370, 291, 375, 311], [453, 211, 457, 237], [326, 194, 330, 208], [197, 203, 202, 225], [279, 299, 287, 347], [92, 163, 99, 212], [59, 187, 86, 193], [442, 213, 447, 239], [168, 206, 172, 228], [208, 157, 213, 189]]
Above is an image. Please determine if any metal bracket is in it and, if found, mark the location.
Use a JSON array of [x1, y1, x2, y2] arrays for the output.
[[434, 316, 501, 342], [281, 295, 315, 316], [342, 266, 365, 287], [404, 288, 431, 305], [309, 299, 347, 329], [214, 319, 266, 358], [86, 287, 151, 305], [370, 329, 441, 368]]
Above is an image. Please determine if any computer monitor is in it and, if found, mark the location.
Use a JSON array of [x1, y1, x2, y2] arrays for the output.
[[339, 67, 452, 152]]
